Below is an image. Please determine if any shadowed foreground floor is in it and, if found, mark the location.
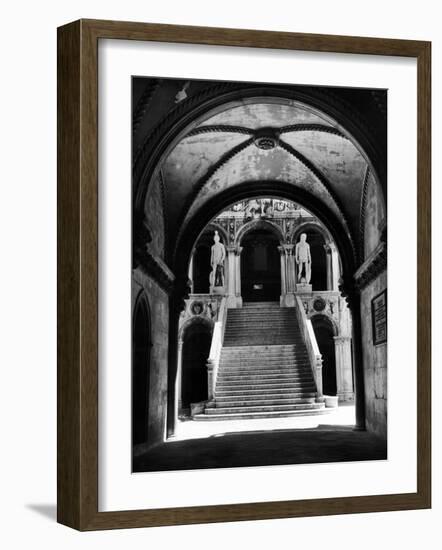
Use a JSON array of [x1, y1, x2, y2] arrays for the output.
[[133, 425, 387, 472]]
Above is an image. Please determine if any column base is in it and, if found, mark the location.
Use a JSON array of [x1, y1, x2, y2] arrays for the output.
[[210, 285, 226, 295], [337, 391, 355, 402], [295, 283, 312, 293], [280, 293, 295, 307]]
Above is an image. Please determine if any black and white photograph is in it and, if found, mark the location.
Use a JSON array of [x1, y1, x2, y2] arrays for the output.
[[131, 77, 388, 472]]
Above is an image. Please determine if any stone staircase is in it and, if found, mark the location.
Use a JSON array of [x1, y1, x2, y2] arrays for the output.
[[195, 302, 326, 420]]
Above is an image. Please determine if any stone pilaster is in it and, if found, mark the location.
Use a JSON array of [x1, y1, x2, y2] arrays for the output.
[[234, 246, 243, 307], [330, 243, 340, 291], [277, 245, 287, 294], [285, 244, 295, 292], [334, 335, 354, 401], [188, 252, 194, 294], [279, 245, 295, 307], [324, 244, 333, 290], [226, 245, 237, 308], [176, 340, 184, 416]]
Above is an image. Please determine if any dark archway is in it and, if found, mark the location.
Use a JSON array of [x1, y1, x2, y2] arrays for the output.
[[240, 228, 281, 302], [312, 315, 337, 396], [305, 230, 327, 290], [192, 231, 212, 294], [132, 291, 151, 446], [181, 321, 212, 411]]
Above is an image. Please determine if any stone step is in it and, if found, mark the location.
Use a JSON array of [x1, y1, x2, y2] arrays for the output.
[[226, 317, 297, 322], [223, 340, 303, 346], [220, 356, 308, 362], [225, 324, 297, 328], [217, 372, 313, 381], [238, 301, 280, 309], [205, 402, 324, 414], [211, 398, 316, 408], [220, 361, 311, 367], [216, 383, 316, 394], [221, 349, 305, 356], [219, 366, 312, 375], [216, 381, 315, 392], [214, 395, 317, 405], [221, 344, 297, 350], [225, 323, 302, 332], [193, 407, 329, 421]]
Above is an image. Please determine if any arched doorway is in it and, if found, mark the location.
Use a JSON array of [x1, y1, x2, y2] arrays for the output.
[[311, 315, 337, 396], [240, 228, 281, 302], [181, 320, 212, 411], [132, 292, 151, 446]]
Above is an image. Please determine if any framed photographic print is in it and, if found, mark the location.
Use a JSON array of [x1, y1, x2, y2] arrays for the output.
[[57, 19, 431, 530]]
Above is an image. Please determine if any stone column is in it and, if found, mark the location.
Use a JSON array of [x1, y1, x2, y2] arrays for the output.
[[234, 246, 243, 307], [226, 245, 237, 308], [175, 339, 184, 417], [278, 245, 287, 296], [188, 252, 194, 294], [324, 244, 333, 290], [285, 244, 295, 293], [333, 335, 354, 402], [330, 243, 340, 291]]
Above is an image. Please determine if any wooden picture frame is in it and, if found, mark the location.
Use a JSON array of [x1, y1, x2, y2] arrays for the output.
[[57, 19, 431, 530]]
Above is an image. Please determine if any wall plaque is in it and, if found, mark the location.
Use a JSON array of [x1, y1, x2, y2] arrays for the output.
[[371, 289, 387, 345]]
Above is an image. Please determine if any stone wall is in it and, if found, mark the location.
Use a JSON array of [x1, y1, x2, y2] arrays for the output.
[[363, 171, 386, 259], [360, 271, 387, 438], [132, 267, 169, 447], [144, 174, 165, 260]]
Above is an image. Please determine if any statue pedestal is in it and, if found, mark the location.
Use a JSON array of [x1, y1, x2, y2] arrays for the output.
[[280, 293, 295, 307], [295, 283, 312, 293], [210, 285, 226, 295]]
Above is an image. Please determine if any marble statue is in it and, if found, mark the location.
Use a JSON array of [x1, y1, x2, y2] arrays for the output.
[[210, 231, 226, 288], [295, 233, 312, 284]]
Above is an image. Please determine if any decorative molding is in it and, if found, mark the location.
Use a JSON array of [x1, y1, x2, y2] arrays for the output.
[[158, 169, 169, 254], [353, 241, 387, 291], [278, 138, 357, 259], [132, 79, 160, 136], [185, 125, 254, 137], [136, 248, 176, 295], [173, 137, 255, 252], [133, 81, 244, 187], [359, 165, 371, 262], [280, 123, 346, 138]]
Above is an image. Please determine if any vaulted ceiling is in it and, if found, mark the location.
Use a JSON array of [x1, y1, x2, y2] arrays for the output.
[[161, 99, 369, 255], [133, 78, 387, 269]]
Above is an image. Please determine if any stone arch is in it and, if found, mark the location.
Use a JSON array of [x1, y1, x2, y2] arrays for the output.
[[179, 316, 213, 412], [310, 312, 339, 337], [292, 221, 333, 246], [235, 218, 284, 247], [178, 314, 214, 342], [166, 179, 365, 434], [204, 222, 229, 246], [293, 222, 334, 291], [310, 314, 339, 396], [134, 90, 386, 219]]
